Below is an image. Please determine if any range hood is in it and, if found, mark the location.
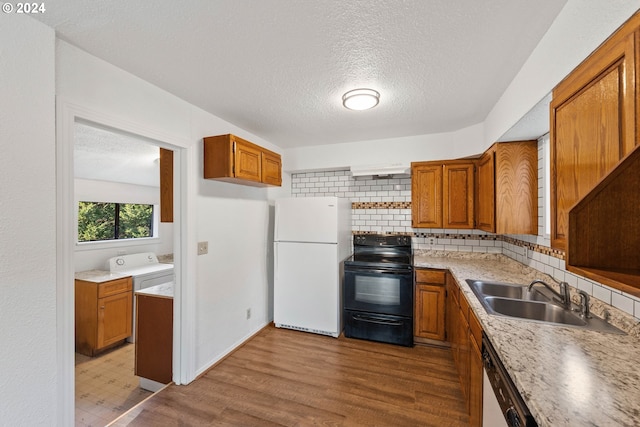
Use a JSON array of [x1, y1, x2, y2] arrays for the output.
[[349, 163, 411, 178]]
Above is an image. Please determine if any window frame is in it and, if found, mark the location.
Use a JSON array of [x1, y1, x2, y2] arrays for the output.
[[75, 201, 160, 250]]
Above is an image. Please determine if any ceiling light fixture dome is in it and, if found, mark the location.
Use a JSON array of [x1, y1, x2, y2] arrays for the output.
[[342, 88, 380, 110]]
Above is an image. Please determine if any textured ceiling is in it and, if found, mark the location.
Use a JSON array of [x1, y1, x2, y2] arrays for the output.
[[34, 0, 567, 148], [74, 123, 160, 187]]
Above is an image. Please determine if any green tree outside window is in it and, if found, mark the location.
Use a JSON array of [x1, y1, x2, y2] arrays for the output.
[[78, 201, 154, 242]]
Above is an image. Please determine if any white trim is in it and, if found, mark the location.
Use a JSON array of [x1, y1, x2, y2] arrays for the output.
[[75, 236, 162, 251], [55, 98, 197, 424], [56, 96, 76, 427]]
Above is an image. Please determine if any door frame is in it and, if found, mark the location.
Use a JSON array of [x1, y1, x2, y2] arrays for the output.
[[55, 98, 198, 425]]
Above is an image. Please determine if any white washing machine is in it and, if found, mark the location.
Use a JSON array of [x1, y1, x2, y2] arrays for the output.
[[107, 252, 174, 342]]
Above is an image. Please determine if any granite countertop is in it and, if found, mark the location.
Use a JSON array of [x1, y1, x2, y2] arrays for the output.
[[135, 282, 174, 298], [74, 269, 130, 283], [413, 251, 640, 427]]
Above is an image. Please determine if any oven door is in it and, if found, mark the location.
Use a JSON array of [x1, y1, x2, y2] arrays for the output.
[[343, 266, 413, 317]]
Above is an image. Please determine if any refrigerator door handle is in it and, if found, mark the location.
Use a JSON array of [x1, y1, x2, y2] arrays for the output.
[[274, 243, 278, 281]]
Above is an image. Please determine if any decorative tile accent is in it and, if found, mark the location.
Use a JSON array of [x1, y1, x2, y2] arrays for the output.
[[502, 236, 565, 260], [352, 201, 411, 209]]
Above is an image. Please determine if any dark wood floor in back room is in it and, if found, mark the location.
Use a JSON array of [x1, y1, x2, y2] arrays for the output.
[[111, 325, 469, 427]]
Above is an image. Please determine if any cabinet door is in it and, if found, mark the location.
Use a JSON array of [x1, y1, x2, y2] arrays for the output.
[[469, 336, 483, 427], [443, 163, 475, 229], [446, 273, 459, 362], [476, 150, 495, 232], [97, 291, 132, 349], [495, 141, 538, 235], [457, 304, 470, 404], [414, 284, 446, 341], [411, 163, 442, 228], [550, 32, 636, 250], [159, 148, 173, 223], [261, 150, 282, 186], [234, 139, 262, 183]]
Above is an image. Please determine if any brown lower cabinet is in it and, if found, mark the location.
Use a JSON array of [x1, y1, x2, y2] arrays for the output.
[[468, 306, 484, 426], [135, 293, 173, 385], [414, 269, 446, 342], [436, 271, 482, 426], [75, 276, 133, 357]]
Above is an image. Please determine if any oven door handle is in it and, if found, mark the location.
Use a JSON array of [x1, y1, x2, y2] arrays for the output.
[[352, 314, 404, 326], [346, 268, 412, 275]]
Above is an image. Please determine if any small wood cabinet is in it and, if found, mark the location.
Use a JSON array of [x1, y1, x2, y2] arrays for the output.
[[476, 141, 538, 235], [414, 269, 446, 342], [412, 161, 475, 229], [159, 147, 173, 223], [75, 276, 133, 356], [203, 134, 282, 187], [550, 11, 640, 250], [135, 293, 173, 386]]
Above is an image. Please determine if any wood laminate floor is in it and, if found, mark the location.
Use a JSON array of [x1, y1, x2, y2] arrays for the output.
[[111, 325, 469, 426]]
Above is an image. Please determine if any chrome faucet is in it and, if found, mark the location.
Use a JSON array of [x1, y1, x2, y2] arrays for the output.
[[576, 290, 592, 318], [528, 279, 571, 309]]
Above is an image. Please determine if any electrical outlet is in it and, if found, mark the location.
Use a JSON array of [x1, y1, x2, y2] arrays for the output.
[[523, 246, 528, 259], [246, 308, 251, 319], [197, 241, 208, 255], [429, 238, 435, 245]]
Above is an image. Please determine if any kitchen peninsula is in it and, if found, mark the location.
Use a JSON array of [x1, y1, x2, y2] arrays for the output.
[[414, 251, 640, 427]]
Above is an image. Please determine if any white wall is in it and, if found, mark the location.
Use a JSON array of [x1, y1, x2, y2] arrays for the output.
[[0, 16, 57, 426], [284, 123, 485, 172], [484, 0, 640, 145], [56, 39, 285, 387]]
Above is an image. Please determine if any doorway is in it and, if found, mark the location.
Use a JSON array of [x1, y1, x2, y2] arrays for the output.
[[73, 121, 174, 425], [56, 101, 192, 426]]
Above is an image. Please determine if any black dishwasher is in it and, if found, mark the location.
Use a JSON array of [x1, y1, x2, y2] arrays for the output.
[[482, 334, 537, 427]]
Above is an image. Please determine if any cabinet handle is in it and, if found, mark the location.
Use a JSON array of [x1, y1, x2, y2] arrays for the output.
[[100, 306, 105, 309]]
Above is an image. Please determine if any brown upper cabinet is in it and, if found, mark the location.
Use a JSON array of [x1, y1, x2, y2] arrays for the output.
[[203, 134, 282, 187], [159, 148, 173, 223], [476, 141, 538, 235], [550, 11, 640, 250], [412, 161, 475, 229]]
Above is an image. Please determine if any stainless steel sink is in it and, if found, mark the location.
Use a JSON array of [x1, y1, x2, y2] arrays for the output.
[[469, 280, 549, 302], [484, 297, 587, 326], [466, 279, 625, 334]]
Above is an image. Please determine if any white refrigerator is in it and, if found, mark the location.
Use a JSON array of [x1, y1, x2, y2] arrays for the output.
[[274, 197, 352, 337]]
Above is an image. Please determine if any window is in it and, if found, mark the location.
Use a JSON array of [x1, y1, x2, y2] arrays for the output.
[[78, 201, 154, 242]]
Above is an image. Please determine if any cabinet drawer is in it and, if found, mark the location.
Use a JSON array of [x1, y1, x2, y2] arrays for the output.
[[416, 269, 446, 284], [469, 309, 482, 347], [98, 277, 132, 298]]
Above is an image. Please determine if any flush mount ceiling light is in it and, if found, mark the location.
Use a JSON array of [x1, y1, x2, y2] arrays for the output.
[[342, 88, 380, 110]]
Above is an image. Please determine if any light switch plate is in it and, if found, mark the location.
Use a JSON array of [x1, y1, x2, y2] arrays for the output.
[[197, 241, 208, 255]]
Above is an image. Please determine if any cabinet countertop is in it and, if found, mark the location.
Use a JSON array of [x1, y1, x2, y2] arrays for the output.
[[135, 282, 174, 298], [75, 270, 130, 283], [413, 251, 640, 427]]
